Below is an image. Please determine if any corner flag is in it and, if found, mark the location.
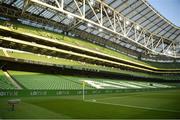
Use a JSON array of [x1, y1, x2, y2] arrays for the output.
[[82, 81, 85, 101], [83, 81, 86, 87]]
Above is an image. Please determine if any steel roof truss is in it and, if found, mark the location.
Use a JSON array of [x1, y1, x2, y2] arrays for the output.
[[7, 0, 179, 58]]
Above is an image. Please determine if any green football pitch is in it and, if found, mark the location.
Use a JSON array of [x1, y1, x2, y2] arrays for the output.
[[0, 89, 180, 119]]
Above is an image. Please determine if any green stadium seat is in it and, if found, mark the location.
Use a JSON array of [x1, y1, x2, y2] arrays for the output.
[[0, 20, 180, 69], [8, 71, 174, 90]]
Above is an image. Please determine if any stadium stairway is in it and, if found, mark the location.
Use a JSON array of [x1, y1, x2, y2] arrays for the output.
[[2, 49, 10, 57], [3, 71, 22, 90], [0, 70, 16, 89]]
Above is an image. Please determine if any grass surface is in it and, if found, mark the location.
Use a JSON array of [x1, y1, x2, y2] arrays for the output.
[[0, 89, 180, 119]]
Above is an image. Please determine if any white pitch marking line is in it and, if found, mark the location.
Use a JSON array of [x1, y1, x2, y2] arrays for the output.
[[90, 94, 144, 101], [85, 100, 180, 113]]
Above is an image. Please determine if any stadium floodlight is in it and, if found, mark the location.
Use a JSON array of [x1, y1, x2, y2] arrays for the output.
[[106, 8, 113, 15], [126, 20, 130, 26], [96, 9, 100, 12], [107, 9, 111, 14], [67, 14, 74, 20], [119, 16, 123, 21], [136, 25, 141, 30], [89, 0, 95, 6], [87, 23, 93, 27], [167, 50, 173, 55], [98, 28, 103, 32]]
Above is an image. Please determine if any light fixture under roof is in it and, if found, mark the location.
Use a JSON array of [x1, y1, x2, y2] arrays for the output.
[[89, 0, 95, 6], [167, 50, 173, 55], [136, 25, 140, 30], [67, 14, 74, 20], [119, 16, 122, 21], [125, 20, 130, 25], [98, 28, 103, 32], [107, 8, 111, 14], [87, 23, 93, 27]]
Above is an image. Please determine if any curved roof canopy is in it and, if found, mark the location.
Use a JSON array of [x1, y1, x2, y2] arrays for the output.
[[105, 0, 180, 41]]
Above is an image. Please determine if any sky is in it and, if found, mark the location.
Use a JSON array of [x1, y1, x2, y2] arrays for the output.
[[148, 0, 180, 27]]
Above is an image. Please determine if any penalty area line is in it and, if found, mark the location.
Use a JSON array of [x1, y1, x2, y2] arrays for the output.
[[85, 100, 180, 113]]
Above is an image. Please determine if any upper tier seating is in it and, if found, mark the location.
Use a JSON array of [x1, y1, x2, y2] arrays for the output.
[[0, 20, 180, 69], [1, 49, 180, 80]]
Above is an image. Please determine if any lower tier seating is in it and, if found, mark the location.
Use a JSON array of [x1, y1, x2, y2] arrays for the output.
[[8, 71, 93, 90], [8, 70, 175, 90]]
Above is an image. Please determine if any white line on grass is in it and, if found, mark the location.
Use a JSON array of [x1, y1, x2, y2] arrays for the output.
[[89, 94, 143, 101], [85, 100, 180, 113]]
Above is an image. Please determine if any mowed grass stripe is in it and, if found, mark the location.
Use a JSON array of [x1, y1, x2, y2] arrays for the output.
[[1, 89, 180, 118]]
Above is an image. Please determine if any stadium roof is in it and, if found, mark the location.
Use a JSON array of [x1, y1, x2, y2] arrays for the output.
[[0, 0, 179, 58], [106, 0, 180, 41]]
